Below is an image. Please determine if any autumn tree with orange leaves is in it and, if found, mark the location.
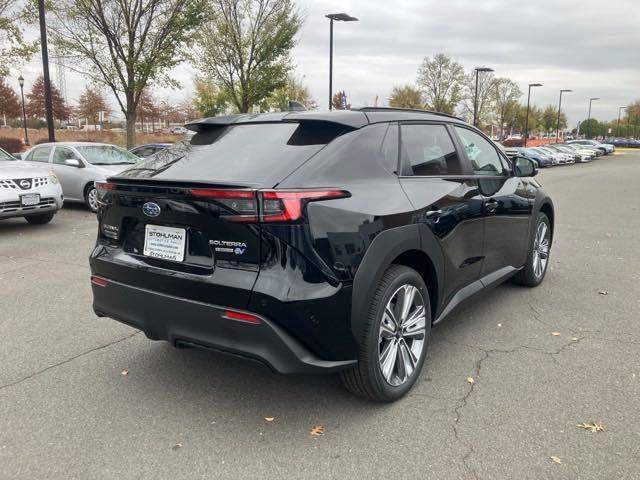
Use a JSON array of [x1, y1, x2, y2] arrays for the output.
[[25, 75, 69, 121]]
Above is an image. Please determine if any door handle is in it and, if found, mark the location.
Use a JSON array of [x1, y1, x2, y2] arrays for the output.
[[425, 209, 443, 222], [484, 199, 499, 213]]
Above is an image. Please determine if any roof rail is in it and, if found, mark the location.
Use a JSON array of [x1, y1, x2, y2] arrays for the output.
[[355, 106, 463, 121]]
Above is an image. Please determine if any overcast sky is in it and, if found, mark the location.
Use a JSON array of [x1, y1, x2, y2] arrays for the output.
[[14, 0, 640, 126]]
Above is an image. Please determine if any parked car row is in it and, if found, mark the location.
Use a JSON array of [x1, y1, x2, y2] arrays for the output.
[[502, 140, 615, 168], [603, 137, 640, 148]]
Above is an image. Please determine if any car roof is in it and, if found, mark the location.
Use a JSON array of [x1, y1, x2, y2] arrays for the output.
[[186, 108, 468, 133], [29, 142, 119, 148]]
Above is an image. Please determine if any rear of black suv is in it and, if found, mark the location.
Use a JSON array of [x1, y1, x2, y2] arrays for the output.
[[90, 114, 373, 374]]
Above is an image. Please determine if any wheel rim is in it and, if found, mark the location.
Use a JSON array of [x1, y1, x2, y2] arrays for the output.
[[532, 221, 550, 279], [87, 188, 98, 211], [378, 284, 427, 387]]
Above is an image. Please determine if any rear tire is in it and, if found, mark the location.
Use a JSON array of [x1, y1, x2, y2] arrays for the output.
[[25, 212, 55, 224], [340, 265, 431, 402], [85, 185, 98, 213], [513, 212, 551, 287]]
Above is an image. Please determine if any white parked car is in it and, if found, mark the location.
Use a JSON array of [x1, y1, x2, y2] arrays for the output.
[[0, 147, 63, 224], [21, 142, 138, 212]]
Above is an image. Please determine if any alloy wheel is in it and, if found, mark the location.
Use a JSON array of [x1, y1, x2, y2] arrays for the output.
[[532, 221, 550, 279], [87, 188, 98, 212], [378, 284, 427, 386]]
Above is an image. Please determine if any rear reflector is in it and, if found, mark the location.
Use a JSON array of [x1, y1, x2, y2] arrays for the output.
[[91, 275, 108, 287], [222, 309, 262, 325]]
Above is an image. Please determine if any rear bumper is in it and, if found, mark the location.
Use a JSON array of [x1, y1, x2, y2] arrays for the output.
[[91, 276, 356, 374]]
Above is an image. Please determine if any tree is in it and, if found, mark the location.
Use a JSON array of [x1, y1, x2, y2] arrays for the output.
[[388, 85, 424, 109], [266, 74, 313, 112], [541, 105, 557, 133], [25, 75, 69, 121], [580, 118, 606, 139], [491, 78, 522, 138], [137, 88, 160, 130], [0, 0, 38, 76], [331, 91, 351, 110], [416, 53, 464, 114], [195, 0, 302, 113], [0, 76, 21, 120], [77, 84, 109, 128], [460, 69, 495, 126], [193, 77, 229, 117], [50, 0, 207, 148]]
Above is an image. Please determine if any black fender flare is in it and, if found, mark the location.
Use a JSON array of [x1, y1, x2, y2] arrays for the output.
[[350, 224, 444, 342]]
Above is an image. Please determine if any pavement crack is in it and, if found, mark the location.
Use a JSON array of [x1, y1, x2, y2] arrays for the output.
[[0, 331, 140, 391]]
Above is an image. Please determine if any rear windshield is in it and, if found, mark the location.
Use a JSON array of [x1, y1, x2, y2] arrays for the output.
[[115, 122, 347, 185]]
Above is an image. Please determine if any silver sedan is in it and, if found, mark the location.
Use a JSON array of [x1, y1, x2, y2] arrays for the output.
[[22, 142, 138, 212]]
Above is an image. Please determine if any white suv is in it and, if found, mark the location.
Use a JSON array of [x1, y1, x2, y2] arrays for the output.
[[0, 147, 63, 224]]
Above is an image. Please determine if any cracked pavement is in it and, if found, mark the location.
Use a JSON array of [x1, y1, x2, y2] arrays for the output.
[[1, 153, 639, 479]]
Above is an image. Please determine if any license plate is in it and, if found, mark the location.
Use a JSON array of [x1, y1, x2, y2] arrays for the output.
[[21, 194, 40, 206], [143, 225, 186, 262]]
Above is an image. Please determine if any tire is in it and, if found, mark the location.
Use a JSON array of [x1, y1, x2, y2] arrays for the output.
[[340, 265, 431, 402], [25, 212, 55, 224], [513, 212, 551, 287], [85, 185, 98, 213]]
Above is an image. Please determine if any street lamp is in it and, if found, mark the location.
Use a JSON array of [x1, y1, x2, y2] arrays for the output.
[[586, 97, 599, 139], [556, 89, 572, 143], [616, 106, 626, 137], [472, 67, 494, 127], [524, 83, 542, 147], [326, 12, 358, 111], [18, 75, 29, 146]]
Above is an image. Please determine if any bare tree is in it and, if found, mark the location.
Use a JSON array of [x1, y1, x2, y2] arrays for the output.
[[492, 78, 522, 138], [195, 0, 302, 113], [50, 0, 207, 147], [416, 53, 464, 115], [460, 69, 496, 126]]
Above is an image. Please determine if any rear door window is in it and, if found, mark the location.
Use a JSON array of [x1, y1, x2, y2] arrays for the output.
[[400, 123, 462, 175]]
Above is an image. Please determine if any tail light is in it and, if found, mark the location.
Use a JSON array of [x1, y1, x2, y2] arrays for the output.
[[187, 188, 349, 223], [95, 181, 115, 203]]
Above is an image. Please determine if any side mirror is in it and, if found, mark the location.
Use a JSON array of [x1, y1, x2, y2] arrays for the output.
[[64, 158, 82, 168], [513, 156, 538, 177]]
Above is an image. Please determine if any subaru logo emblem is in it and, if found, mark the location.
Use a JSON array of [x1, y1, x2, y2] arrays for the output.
[[19, 179, 31, 189], [142, 202, 161, 217]]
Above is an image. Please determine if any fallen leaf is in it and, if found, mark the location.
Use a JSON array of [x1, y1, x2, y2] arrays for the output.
[[576, 422, 604, 433], [172, 443, 183, 450], [310, 425, 325, 436], [572, 337, 578, 341], [497, 323, 502, 328], [466, 377, 475, 384], [550, 456, 562, 464], [120, 369, 129, 376], [264, 417, 275, 422], [551, 332, 561, 336], [598, 291, 608, 296]]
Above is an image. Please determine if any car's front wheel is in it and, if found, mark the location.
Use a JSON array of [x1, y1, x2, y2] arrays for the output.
[[341, 265, 431, 402], [513, 212, 551, 287], [85, 185, 98, 213], [25, 212, 55, 225]]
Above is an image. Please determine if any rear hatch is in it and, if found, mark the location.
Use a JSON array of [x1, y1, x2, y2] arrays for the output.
[[91, 120, 353, 309]]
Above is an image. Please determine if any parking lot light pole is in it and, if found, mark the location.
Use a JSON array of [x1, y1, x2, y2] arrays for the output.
[[524, 83, 542, 147], [586, 97, 600, 138], [473, 67, 494, 127], [326, 13, 358, 111], [18, 75, 29, 146], [556, 89, 572, 143], [617, 106, 626, 137]]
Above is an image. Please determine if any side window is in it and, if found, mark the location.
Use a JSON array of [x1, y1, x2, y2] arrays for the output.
[[400, 124, 462, 176], [380, 123, 399, 174], [30, 146, 52, 163], [52, 147, 77, 165], [454, 127, 505, 176]]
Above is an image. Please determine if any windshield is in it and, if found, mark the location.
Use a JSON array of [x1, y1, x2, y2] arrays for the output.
[[0, 148, 15, 161], [76, 145, 138, 165]]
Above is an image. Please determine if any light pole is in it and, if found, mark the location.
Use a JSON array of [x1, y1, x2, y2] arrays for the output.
[[18, 75, 29, 146], [556, 89, 572, 143], [473, 67, 494, 127], [326, 13, 358, 111], [524, 83, 542, 147], [616, 106, 626, 137], [586, 97, 599, 138], [37, 0, 55, 142]]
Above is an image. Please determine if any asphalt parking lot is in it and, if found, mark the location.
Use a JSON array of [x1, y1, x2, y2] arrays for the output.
[[1, 152, 639, 480]]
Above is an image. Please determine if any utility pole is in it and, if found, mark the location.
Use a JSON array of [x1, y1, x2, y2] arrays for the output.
[[37, 0, 55, 142]]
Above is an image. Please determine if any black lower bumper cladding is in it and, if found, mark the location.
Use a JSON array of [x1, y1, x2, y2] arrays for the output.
[[91, 277, 355, 374]]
